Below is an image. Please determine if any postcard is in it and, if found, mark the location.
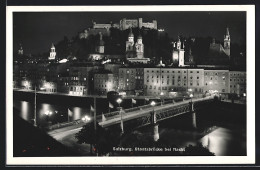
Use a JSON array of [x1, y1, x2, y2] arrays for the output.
[[6, 5, 255, 165]]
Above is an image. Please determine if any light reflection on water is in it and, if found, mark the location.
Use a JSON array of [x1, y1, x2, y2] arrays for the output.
[[199, 127, 246, 156], [14, 100, 89, 126], [21, 101, 32, 121]]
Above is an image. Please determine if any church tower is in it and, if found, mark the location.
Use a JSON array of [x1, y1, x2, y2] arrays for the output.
[[135, 34, 144, 58], [48, 43, 56, 60], [126, 28, 135, 52], [96, 32, 105, 54], [224, 27, 231, 57], [18, 43, 23, 55], [172, 37, 185, 67]]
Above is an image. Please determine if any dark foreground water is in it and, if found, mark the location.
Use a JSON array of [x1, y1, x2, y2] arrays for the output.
[[117, 101, 246, 156]]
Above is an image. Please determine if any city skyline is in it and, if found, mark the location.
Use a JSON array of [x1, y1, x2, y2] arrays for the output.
[[13, 11, 246, 55]]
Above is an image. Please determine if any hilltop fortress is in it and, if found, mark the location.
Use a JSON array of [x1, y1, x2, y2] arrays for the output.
[[79, 18, 157, 39]]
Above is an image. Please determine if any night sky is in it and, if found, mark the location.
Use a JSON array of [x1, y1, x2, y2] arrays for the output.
[[13, 11, 246, 55]]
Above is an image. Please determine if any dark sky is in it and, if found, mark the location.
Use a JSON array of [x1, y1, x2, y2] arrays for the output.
[[13, 11, 246, 55]]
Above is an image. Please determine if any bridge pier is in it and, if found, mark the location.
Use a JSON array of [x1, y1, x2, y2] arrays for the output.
[[150, 110, 159, 141], [191, 111, 197, 129], [190, 102, 197, 129]]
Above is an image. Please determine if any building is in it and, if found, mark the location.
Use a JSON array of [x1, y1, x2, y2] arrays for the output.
[[172, 37, 185, 67], [144, 68, 204, 96], [48, 43, 56, 60], [120, 18, 157, 30], [69, 85, 86, 96], [204, 70, 230, 95], [68, 65, 95, 95], [229, 71, 246, 96], [95, 32, 105, 54], [223, 27, 231, 57], [40, 81, 57, 93], [125, 28, 135, 53], [118, 68, 144, 95], [79, 18, 158, 39], [79, 27, 111, 39], [126, 29, 150, 64], [94, 72, 118, 95]]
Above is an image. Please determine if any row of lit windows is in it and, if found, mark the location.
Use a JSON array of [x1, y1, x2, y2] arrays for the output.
[[205, 72, 227, 76], [205, 76, 226, 81], [70, 86, 83, 91], [205, 81, 226, 86], [146, 79, 200, 85], [230, 73, 245, 77], [230, 78, 245, 82], [146, 75, 201, 80], [146, 70, 201, 74]]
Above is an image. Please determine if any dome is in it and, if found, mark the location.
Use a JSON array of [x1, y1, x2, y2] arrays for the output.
[[128, 28, 134, 37], [98, 40, 105, 46]]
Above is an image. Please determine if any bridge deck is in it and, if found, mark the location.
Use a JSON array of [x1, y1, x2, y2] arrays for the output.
[[99, 96, 213, 127]]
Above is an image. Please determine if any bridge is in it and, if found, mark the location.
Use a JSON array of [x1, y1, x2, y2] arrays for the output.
[[99, 96, 213, 128], [48, 96, 215, 142]]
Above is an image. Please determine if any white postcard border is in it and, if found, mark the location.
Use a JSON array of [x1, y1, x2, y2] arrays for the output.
[[6, 5, 255, 165]]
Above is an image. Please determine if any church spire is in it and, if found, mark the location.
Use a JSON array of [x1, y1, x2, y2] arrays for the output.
[[226, 27, 230, 36], [18, 43, 23, 55]]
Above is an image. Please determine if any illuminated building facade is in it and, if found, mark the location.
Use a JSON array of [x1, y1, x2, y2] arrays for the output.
[[118, 68, 144, 95], [144, 68, 204, 96]]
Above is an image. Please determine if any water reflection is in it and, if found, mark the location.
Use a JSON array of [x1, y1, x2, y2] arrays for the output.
[[199, 127, 246, 156], [21, 101, 32, 121], [14, 100, 88, 126]]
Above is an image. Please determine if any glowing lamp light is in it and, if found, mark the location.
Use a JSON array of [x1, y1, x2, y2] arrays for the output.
[[160, 92, 164, 95], [82, 115, 91, 122], [40, 87, 45, 90], [44, 111, 53, 116], [117, 98, 122, 104], [190, 94, 194, 98], [150, 101, 156, 106], [59, 58, 68, 63], [243, 93, 246, 97]]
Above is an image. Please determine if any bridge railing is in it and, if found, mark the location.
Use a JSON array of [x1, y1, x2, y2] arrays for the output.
[[47, 97, 214, 131], [47, 119, 83, 130], [99, 99, 176, 120]]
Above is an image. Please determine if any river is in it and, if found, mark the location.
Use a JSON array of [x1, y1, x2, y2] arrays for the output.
[[13, 99, 246, 156]]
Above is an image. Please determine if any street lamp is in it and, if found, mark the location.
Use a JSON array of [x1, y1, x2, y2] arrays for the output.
[[116, 98, 124, 134], [151, 101, 156, 112], [117, 98, 122, 107], [190, 93, 193, 103], [160, 92, 164, 105], [150, 101, 156, 125]]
